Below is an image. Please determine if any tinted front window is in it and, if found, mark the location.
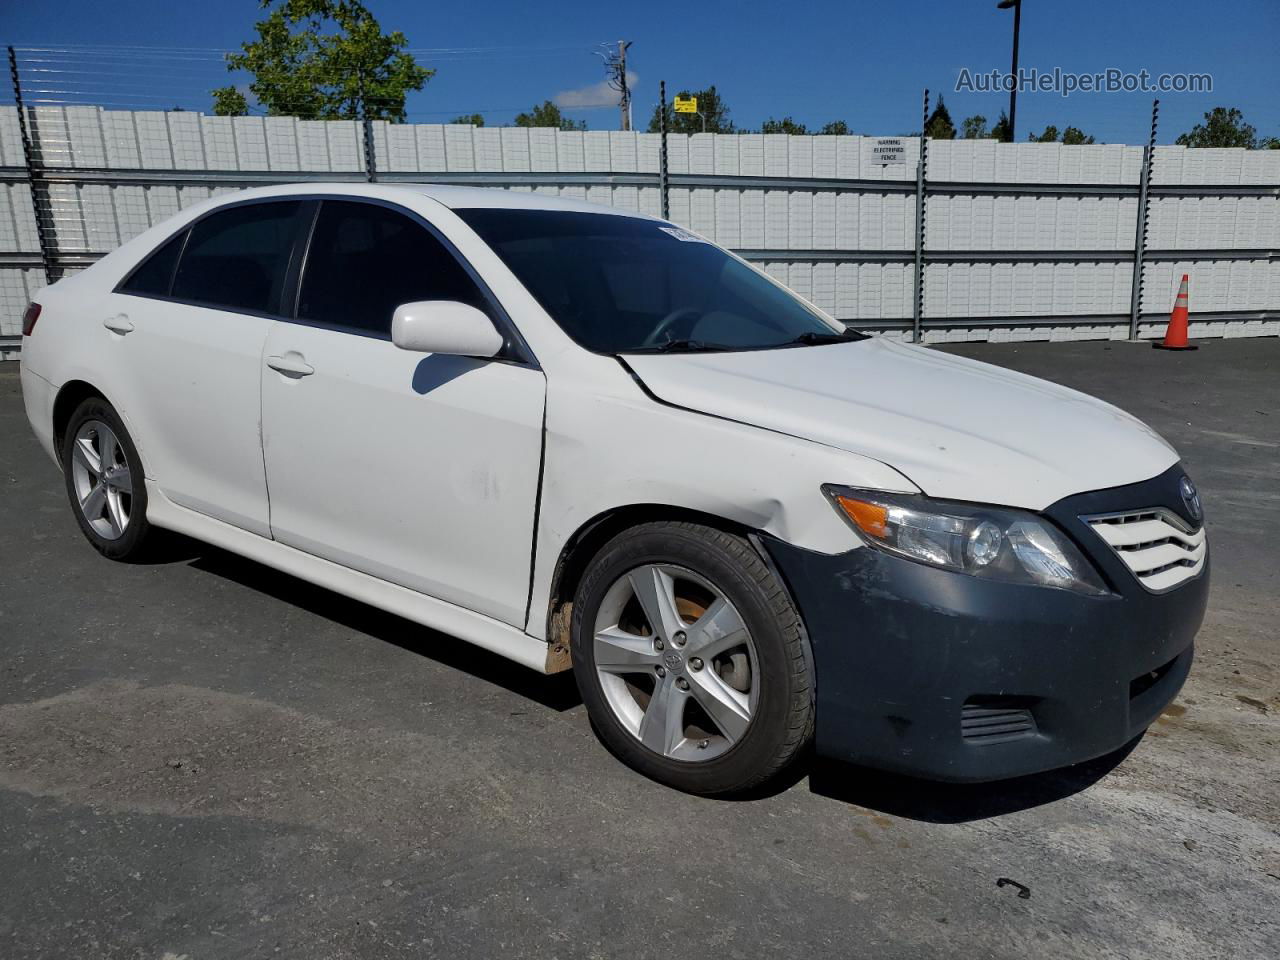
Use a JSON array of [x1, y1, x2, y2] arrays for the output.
[[171, 201, 303, 313], [298, 200, 489, 336], [121, 230, 186, 297], [456, 209, 851, 353]]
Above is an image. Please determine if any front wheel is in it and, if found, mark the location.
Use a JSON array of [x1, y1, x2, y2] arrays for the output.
[[571, 521, 814, 795]]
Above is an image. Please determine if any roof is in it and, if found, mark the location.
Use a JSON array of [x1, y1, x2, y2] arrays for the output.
[[400, 183, 659, 218], [219, 181, 660, 219]]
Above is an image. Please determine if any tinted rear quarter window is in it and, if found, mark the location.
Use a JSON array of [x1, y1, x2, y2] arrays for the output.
[[171, 201, 304, 314], [297, 200, 489, 336], [120, 230, 187, 297]]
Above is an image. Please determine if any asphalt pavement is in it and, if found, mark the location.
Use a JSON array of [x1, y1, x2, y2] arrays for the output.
[[1, 338, 1277, 959]]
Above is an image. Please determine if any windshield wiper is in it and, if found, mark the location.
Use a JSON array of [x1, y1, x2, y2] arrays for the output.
[[625, 338, 736, 354], [787, 329, 865, 346]]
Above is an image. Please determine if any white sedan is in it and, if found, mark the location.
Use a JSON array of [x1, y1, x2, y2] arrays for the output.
[[19, 184, 1208, 794]]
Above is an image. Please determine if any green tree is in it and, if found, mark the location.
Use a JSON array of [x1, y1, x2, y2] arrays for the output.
[[212, 87, 250, 117], [647, 85, 735, 134], [760, 116, 808, 135], [960, 114, 989, 139], [924, 96, 956, 139], [212, 0, 432, 121], [1028, 124, 1096, 144], [989, 110, 1013, 142], [1176, 107, 1258, 148], [450, 113, 485, 127], [1261, 137, 1280, 150], [514, 101, 586, 131], [819, 120, 851, 135]]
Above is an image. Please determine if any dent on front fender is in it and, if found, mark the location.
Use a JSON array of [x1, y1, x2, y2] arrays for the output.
[[522, 373, 919, 640]]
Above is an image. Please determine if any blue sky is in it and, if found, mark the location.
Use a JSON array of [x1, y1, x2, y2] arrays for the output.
[[3, 0, 1277, 144]]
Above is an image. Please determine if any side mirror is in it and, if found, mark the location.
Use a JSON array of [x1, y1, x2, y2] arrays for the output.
[[391, 301, 505, 358]]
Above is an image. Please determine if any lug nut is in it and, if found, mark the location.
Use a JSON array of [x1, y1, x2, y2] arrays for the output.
[[689, 657, 703, 671], [698, 739, 709, 749], [673, 631, 686, 647], [676, 677, 690, 691], [654, 638, 665, 651], [655, 666, 666, 678]]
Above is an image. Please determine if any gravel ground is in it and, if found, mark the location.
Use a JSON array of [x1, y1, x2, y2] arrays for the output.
[[1, 338, 1277, 959]]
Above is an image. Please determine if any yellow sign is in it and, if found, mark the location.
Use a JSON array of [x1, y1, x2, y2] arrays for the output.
[[673, 96, 698, 114]]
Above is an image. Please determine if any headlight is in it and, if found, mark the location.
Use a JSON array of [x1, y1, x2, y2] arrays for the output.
[[823, 485, 1108, 595]]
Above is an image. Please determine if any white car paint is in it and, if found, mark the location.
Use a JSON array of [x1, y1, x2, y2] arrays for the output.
[[19, 183, 1180, 672], [259, 318, 546, 627], [625, 336, 1178, 511]]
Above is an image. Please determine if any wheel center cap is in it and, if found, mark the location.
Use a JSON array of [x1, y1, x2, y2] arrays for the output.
[[662, 650, 684, 673]]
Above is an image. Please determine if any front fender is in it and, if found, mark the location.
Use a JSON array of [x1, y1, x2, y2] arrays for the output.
[[524, 355, 918, 640]]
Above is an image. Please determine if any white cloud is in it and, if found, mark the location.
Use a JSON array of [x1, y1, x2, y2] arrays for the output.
[[553, 72, 639, 110]]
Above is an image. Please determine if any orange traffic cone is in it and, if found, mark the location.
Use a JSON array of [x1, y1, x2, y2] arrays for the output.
[[1154, 274, 1197, 350]]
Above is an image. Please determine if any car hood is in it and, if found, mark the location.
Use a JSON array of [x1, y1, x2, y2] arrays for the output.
[[624, 337, 1178, 510]]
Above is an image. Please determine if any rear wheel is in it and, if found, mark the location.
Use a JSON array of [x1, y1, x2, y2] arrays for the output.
[[61, 398, 153, 561], [571, 521, 813, 795]]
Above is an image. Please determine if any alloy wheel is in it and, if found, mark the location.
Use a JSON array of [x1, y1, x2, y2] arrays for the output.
[[70, 419, 132, 540], [592, 563, 759, 761]]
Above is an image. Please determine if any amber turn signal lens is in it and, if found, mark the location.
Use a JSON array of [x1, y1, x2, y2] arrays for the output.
[[834, 494, 889, 539]]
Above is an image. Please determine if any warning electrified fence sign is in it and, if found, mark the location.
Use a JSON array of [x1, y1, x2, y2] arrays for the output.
[[872, 139, 906, 164]]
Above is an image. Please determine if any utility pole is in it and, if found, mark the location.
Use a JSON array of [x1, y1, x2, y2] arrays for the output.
[[600, 40, 633, 131], [618, 40, 632, 131]]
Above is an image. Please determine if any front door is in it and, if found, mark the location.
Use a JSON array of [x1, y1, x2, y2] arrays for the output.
[[260, 199, 546, 627]]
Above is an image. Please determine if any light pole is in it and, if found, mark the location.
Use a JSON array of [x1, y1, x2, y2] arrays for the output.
[[997, 0, 1021, 142]]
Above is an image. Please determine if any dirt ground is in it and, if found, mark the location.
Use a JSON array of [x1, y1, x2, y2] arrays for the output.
[[1, 338, 1277, 959]]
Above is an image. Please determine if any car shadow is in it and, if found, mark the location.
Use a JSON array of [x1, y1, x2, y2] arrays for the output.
[[183, 540, 582, 713], [411, 354, 486, 395]]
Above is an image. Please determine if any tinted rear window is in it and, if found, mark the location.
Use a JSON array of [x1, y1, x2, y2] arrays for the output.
[[171, 201, 304, 314]]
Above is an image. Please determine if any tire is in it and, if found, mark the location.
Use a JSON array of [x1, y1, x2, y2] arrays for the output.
[[60, 397, 154, 561], [571, 521, 814, 795]]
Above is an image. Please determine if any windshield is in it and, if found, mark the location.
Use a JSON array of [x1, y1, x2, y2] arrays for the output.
[[456, 208, 863, 354]]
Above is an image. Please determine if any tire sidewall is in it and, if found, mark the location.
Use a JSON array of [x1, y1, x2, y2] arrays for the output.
[[61, 398, 150, 560], [571, 525, 806, 795]]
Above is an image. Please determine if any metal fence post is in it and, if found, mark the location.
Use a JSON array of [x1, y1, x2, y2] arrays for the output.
[[358, 71, 377, 183], [8, 45, 57, 286], [1128, 99, 1159, 339], [658, 81, 670, 220], [911, 89, 930, 343]]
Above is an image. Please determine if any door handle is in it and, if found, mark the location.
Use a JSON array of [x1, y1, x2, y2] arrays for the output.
[[103, 314, 134, 334], [266, 353, 315, 378]]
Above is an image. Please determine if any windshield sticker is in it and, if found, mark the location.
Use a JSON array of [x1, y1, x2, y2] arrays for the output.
[[659, 226, 709, 243]]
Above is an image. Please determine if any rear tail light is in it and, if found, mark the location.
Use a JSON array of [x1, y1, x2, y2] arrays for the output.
[[21, 302, 41, 336]]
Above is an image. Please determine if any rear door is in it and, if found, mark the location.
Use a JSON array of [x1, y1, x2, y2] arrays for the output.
[[107, 199, 311, 537], [260, 198, 547, 627]]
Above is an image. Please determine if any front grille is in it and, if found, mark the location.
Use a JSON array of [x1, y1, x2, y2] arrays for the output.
[[961, 700, 1037, 744], [1084, 508, 1206, 593]]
